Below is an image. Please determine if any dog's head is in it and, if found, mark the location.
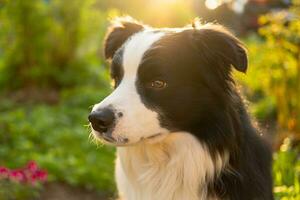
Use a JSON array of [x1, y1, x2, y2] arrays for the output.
[[88, 17, 247, 146]]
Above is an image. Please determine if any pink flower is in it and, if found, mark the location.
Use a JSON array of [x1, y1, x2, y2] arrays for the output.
[[0, 166, 9, 179], [29, 170, 47, 185], [34, 170, 48, 182], [1, 160, 48, 185], [26, 161, 38, 172], [9, 169, 26, 183]]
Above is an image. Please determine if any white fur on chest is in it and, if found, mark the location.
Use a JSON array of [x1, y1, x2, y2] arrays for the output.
[[115, 132, 226, 200]]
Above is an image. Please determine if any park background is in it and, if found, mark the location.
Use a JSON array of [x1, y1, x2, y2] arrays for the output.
[[0, 0, 299, 199]]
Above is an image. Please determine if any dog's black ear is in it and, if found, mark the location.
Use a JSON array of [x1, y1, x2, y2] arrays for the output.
[[191, 24, 248, 73], [104, 17, 144, 60]]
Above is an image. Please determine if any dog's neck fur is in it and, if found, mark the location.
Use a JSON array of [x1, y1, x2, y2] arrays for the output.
[[115, 132, 226, 200]]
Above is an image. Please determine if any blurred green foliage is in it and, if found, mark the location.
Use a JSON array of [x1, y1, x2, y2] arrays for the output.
[[0, 0, 107, 89], [0, 87, 116, 194], [273, 138, 300, 200], [0, 181, 42, 200], [237, 1, 300, 138], [0, 0, 299, 199]]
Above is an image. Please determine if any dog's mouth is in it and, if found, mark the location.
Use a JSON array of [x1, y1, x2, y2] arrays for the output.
[[139, 133, 168, 144], [92, 129, 166, 146], [144, 133, 162, 140], [101, 133, 116, 142], [92, 130, 127, 145]]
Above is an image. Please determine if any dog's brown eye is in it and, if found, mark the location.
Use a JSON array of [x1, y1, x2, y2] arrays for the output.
[[150, 80, 167, 89]]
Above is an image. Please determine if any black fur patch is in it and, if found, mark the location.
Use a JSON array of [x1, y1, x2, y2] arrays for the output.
[[136, 27, 272, 199]]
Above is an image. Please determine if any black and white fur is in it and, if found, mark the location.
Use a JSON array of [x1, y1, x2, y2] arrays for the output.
[[88, 17, 273, 200]]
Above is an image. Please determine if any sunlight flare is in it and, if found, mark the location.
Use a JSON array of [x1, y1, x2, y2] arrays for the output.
[[205, 0, 222, 10]]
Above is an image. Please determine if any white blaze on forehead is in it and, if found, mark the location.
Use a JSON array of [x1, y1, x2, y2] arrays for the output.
[[122, 31, 165, 76], [92, 30, 167, 143]]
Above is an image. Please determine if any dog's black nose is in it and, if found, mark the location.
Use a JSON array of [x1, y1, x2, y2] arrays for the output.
[[88, 108, 115, 132]]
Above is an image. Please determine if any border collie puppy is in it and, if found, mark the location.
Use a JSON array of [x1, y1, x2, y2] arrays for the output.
[[88, 17, 273, 200]]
